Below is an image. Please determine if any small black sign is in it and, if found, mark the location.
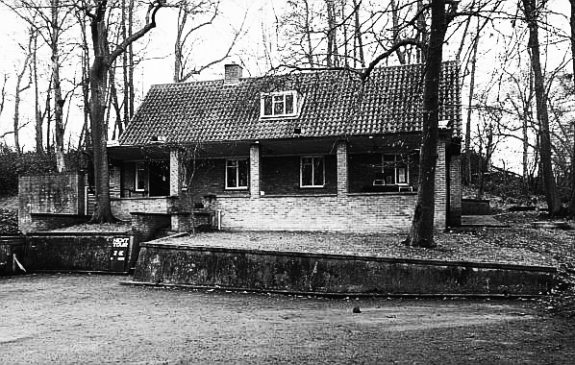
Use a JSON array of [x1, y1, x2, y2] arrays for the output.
[[110, 237, 130, 272]]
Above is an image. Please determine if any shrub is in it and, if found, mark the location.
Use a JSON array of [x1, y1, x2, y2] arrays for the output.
[[0, 144, 84, 196]]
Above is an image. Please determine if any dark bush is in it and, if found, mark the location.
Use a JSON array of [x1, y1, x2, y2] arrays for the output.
[[0, 144, 84, 196]]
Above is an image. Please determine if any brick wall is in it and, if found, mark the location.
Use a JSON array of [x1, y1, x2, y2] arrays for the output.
[[213, 193, 417, 233], [336, 141, 348, 195], [185, 159, 248, 204], [19, 173, 85, 233], [111, 197, 176, 221], [449, 153, 462, 226], [131, 212, 171, 243], [250, 144, 261, 197], [434, 141, 447, 228], [261, 155, 337, 195], [349, 153, 419, 193]]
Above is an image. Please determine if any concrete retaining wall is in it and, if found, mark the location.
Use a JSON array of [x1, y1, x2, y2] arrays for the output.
[[0, 236, 25, 275], [133, 243, 557, 295], [19, 173, 85, 234], [462, 199, 491, 215], [25, 233, 134, 273]]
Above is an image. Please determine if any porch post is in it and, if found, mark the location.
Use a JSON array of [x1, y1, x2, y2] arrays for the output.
[[336, 140, 349, 196], [169, 149, 182, 196], [448, 143, 462, 227], [434, 138, 448, 229], [250, 143, 261, 198]]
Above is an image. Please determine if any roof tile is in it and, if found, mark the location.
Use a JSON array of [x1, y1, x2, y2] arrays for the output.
[[119, 62, 461, 146]]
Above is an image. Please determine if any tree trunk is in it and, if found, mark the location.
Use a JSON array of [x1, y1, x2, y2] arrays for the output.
[[33, 31, 43, 154], [89, 53, 115, 222], [352, 0, 364, 68], [88, 6, 115, 223], [174, 3, 186, 82], [406, 0, 447, 248], [87, 0, 162, 223], [569, 0, 575, 215], [464, 27, 479, 186], [522, 0, 560, 215], [128, 0, 135, 118], [122, 0, 130, 128], [391, 0, 406, 65], [13, 32, 33, 155], [51, 0, 66, 172], [325, 0, 338, 67], [304, 0, 315, 67]]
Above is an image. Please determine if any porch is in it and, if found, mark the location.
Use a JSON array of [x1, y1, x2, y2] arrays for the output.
[[108, 134, 460, 233]]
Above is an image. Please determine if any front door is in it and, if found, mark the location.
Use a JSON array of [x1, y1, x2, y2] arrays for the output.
[[148, 160, 170, 196]]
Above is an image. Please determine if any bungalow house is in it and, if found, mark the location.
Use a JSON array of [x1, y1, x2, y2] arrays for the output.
[[107, 62, 462, 233]]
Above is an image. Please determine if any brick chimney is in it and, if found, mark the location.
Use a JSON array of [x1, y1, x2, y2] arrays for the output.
[[224, 63, 243, 85]]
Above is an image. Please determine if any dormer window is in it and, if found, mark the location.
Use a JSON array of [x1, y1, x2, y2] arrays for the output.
[[260, 91, 299, 118]]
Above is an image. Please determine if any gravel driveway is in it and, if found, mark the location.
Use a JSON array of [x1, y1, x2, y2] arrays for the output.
[[1, 274, 574, 364]]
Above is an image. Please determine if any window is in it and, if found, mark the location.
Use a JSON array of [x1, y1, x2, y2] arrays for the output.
[[226, 159, 249, 189], [135, 162, 147, 191], [261, 91, 298, 118], [300, 156, 325, 188], [378, 154, 408, 185]]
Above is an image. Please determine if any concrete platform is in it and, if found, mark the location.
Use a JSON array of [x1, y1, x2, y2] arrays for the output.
[[461, 215, 508, 227]]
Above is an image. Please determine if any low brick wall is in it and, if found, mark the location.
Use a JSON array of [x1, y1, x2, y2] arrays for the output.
[[111, 197, 176, 221], [462, 199, 491, 216], [25, 233, 133, 273], [0, 236, 25, 275], [214, 193, 417, 233], [133, 243, 557, 296]]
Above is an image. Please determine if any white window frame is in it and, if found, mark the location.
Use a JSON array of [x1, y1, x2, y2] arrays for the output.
[[225, 159, 249, 190], [380, 154, 409, 186], [300, 156, 326, 188], [135, 162, 147, 192], [260, 91, 299, 118]]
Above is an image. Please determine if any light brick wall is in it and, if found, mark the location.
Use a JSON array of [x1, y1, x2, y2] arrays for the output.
[[213, 193, 417, 233], [449, 153, 462, 226], [111, 197, 175, 221], [336, 141, 349, 196], [434, 140, 447, 228], [250, 144, 261, 198], [169, 149, 182, 196]]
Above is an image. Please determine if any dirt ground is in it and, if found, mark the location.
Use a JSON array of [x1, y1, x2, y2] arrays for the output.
[[1, 274, 574, 364]]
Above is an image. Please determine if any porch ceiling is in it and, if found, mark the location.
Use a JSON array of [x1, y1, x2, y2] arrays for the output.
[[347, 134, 421, 154], [109, 133, 422, 160]]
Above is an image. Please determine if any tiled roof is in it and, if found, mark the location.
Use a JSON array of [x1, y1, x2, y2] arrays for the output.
[[119, 62, 461, 146]]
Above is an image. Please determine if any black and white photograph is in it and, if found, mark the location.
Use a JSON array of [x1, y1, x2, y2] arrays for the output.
[[1, 0, 575, 363]]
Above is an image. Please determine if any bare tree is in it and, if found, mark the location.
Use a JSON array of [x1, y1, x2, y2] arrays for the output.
[[404, 0, 451, 247], [0, 75, 9, 140], [521, 0, 560, 215], [12, 27, 35, 154], [568, 0, 575, 215], [172, 0, 244, 83], [1, 0, 76, 169], [80, 0, 164, 223]]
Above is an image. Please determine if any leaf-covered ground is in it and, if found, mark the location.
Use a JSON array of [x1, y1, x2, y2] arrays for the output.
[[0, 209, 18, 235], [0, 196, 19, 235], [48, 222, 132, 233], [153, 211, 574, 268]]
